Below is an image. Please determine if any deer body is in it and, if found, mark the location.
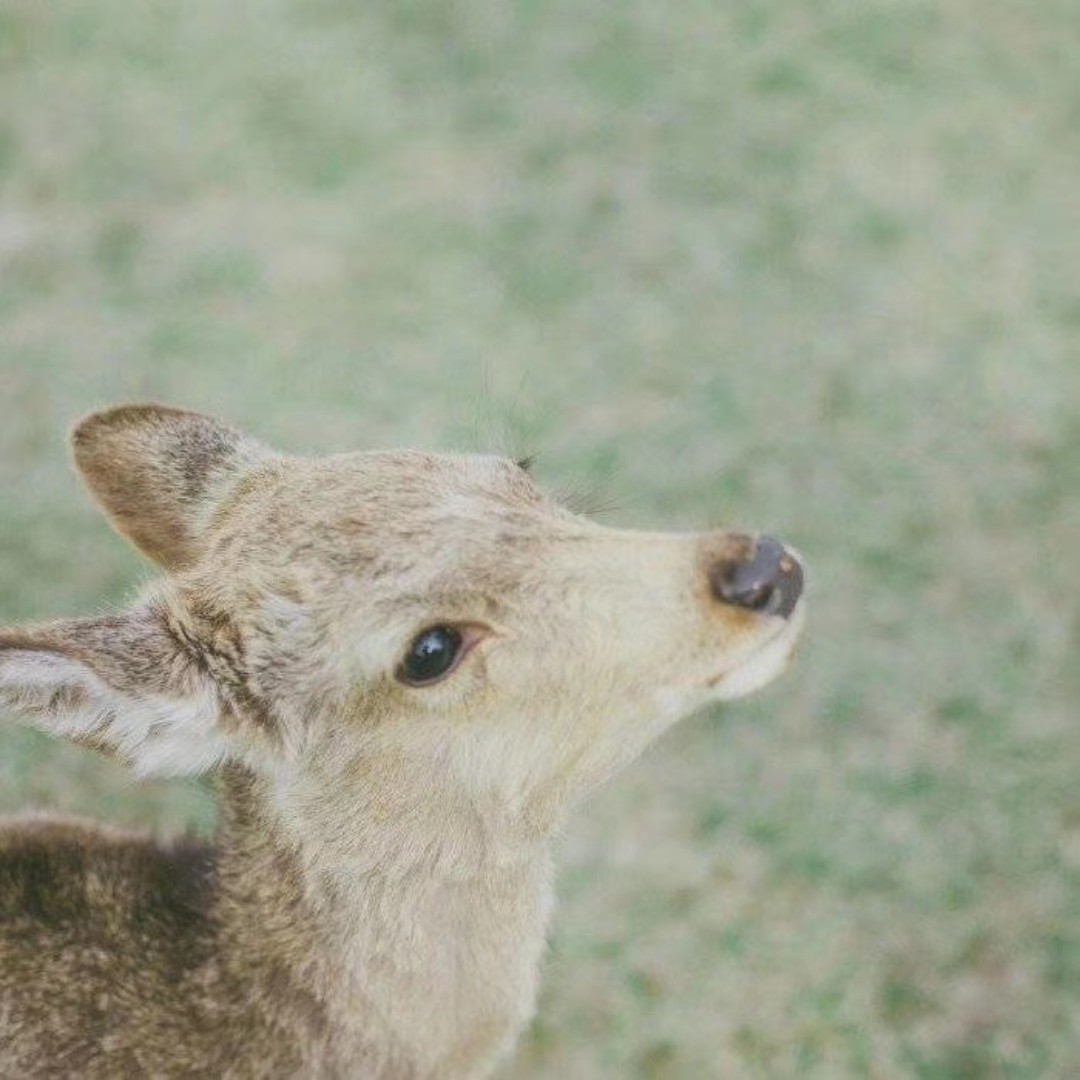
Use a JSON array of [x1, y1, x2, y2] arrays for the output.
[[0, 407, 805, 1078], [2, 767, 552, 1078]]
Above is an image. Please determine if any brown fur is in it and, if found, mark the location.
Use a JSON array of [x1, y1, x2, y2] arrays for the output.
[[0, 406, 806, 1078]]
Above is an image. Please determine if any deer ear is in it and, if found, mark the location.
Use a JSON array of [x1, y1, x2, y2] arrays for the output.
[[0, 602, 228, 777], [72, 405, 271, 571]]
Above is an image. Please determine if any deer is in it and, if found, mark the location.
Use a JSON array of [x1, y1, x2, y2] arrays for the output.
[[0, 405, 805, 1078]]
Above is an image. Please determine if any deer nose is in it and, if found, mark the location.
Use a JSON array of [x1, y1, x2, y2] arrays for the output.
[[709, 535, 804, 618]]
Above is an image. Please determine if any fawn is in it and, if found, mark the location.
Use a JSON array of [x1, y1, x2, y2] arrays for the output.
[[0, 405, 805, 1078]]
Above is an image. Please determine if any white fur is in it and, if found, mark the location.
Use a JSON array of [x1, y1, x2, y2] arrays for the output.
[[0, 650, 227, 777], [712, 604, 807, 701]]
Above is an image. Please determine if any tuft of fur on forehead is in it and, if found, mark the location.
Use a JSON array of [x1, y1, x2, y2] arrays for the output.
[[185, 448, 561, 604]]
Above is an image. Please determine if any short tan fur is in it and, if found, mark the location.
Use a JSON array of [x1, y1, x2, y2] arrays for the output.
[[0, 406, 805, 1078]]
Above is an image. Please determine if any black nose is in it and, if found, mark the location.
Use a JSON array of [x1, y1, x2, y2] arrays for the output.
[[710, 535, 803, 618]]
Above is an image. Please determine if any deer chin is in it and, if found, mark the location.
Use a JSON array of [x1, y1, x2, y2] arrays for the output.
[[708, 602, 806, 702]]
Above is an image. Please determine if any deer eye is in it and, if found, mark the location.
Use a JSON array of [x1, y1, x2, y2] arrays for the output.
[[397, 626, 465, 686]]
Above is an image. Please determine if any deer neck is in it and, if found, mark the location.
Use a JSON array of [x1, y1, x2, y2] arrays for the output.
[[213, 763, 556, 1078]]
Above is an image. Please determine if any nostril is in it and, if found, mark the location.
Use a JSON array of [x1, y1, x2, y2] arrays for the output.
[[710, 535, 803, 618], [728, 580, 776, 612]]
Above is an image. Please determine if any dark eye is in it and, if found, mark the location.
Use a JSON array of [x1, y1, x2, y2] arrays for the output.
[[397, 626, 465, 686]]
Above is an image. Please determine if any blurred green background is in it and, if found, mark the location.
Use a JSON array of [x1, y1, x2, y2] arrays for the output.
[[1, 1, 1079, 1076]]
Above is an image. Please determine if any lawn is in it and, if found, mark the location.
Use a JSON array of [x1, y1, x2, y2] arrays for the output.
[[1, 1, 1079, 1075]]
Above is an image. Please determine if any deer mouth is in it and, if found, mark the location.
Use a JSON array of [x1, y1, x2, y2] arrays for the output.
[[706, 603, 806, 700]]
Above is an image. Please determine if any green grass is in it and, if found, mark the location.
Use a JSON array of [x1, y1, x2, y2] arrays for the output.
[[2, 1, 1079, 1075]]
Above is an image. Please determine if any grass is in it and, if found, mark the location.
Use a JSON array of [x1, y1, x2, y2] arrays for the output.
[[2, 0, 1079, 1075]]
